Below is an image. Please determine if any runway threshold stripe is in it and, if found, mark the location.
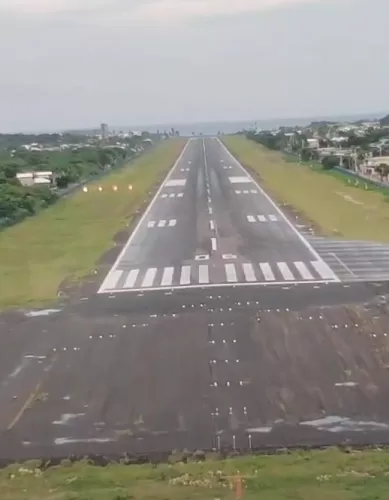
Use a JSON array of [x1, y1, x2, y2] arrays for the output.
[[225, 263, 238, 282], [141, 268, 157, 287], [294, 261, 314, 280], [242, 263, 256, 282], [311, 260, 337, 280], [161, 267, 174, 286], [277, 262, 295, 281], [180, 266, 191, 285], [199, 265, 209, 284], [269, 215, 278, 222], [169, 219, 177, 227], [158, 220, 166, 227], [101, 270, 123, 290], [124, 269, 139, 288], [258, 215, 266, 222], [247, 215, 256, 222], [259, 262, 275, 281], [147, 221, 155, 228]]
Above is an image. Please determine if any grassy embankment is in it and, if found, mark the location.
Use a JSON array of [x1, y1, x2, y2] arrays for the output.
[[3, 448, 389, 499], [223, 135, 389, 243], [0, 139, 186, 309]]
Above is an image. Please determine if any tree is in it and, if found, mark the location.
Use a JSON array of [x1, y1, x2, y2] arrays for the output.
[[300, 148, 313, 161], [56, 175, 70, 189], [375, 163, 389, 181], [322, 155, 339, 170]]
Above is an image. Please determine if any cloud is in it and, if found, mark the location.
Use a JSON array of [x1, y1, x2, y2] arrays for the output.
[[131, 0, 325, 24], [0, 0, 329, 21], [0, 0, 114, 14], [0, 0, 76, 12]]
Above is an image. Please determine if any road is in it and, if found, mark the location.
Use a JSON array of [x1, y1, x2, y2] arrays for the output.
[[2, 138, 389, 461], [99, 137, 338, 294]]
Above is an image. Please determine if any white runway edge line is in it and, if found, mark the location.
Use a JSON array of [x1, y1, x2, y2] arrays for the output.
[[98, 138, 193, 294], [217, 138, 339, 283]]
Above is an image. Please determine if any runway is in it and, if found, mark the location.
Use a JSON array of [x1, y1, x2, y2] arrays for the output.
[[3, 138, 389, 460], [99, 137, 338, 294]]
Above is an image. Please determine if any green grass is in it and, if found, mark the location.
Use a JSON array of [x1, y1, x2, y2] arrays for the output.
[[3, 448, 389, 499], [223, 135, 389, 243], [0, 139, 186, 309]]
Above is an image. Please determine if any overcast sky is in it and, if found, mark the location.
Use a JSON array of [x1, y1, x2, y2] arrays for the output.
[[0, 0, 388, 132]]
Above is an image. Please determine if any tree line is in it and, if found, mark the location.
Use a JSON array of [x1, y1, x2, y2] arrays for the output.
[[0, 134, 154, 228]]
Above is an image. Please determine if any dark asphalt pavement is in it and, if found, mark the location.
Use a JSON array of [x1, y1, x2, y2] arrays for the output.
[[99, 138, 337, 294], [2, 139, 389, 462]]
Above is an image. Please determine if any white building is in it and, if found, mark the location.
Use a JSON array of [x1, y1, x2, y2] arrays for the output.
[[16, 170, 53, 187]]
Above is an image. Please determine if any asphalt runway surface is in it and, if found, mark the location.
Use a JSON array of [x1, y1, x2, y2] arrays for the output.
[[99, 138, 338, 294], [2, 138, 389, 462]]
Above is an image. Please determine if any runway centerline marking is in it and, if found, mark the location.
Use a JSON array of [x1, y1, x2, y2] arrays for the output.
[[211, 238, 217, 251], [210, 220, 215, 230]]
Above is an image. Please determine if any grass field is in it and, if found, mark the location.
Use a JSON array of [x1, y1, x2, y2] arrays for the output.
[[3, 448, 389, 499], [223, 135, 389, 243], [0, 139, 186, 309]]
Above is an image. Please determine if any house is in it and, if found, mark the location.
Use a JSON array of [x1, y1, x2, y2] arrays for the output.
[[363, 156, 389, 168], [16, 170, 54, 187], [307, 138, 319, 149], [16, 172, 34, 187]]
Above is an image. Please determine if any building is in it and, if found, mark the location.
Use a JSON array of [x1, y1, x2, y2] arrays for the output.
[[363, 156, 389, 168], [100, 123, 109, 139], [16, 171, 54, 187], [307, 138, 319, 149]]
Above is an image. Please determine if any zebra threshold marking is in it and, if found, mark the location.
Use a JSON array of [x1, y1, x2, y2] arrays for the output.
[[99, 259, 338, 294]]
